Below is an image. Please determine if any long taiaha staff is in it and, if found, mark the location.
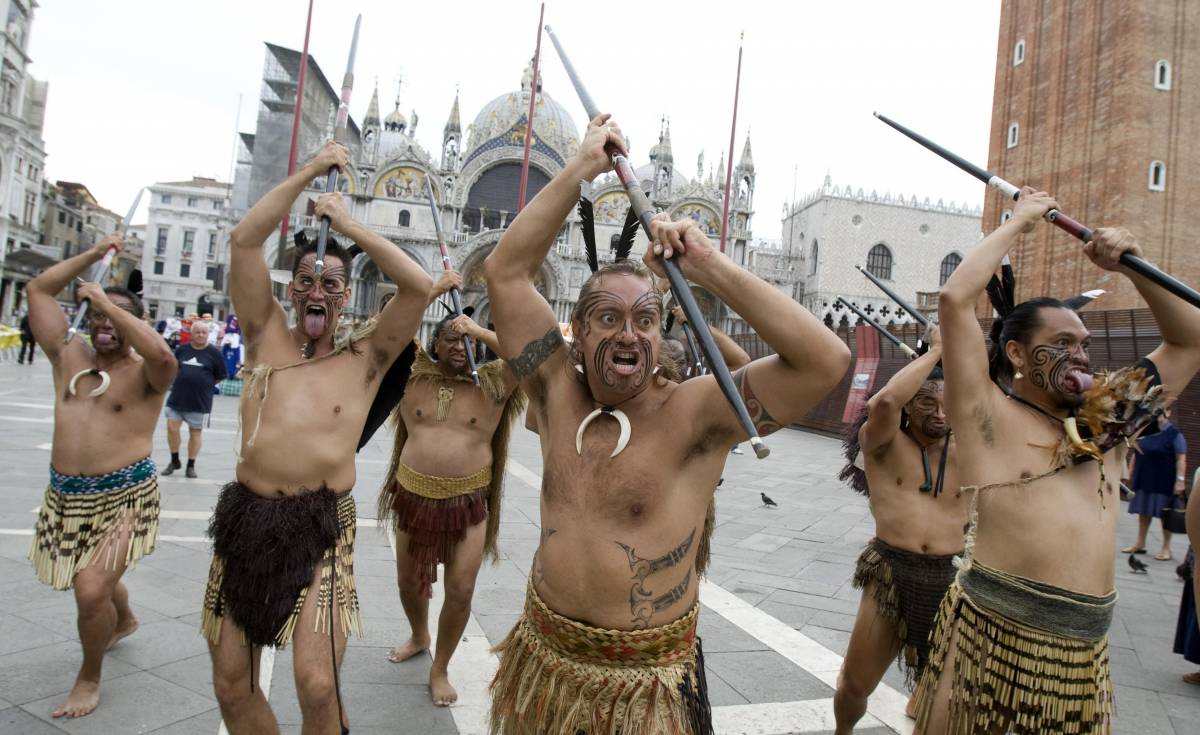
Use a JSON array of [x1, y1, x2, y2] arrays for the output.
[[66, 188, 145, 342], [854, 264, 929, 327], [545, 25, 769, 459], [874, 111, 1200, 310], [680, 321, 706, 376], [313, 14, 362, 278], [836, 297, 916, 359], [424, 177, 480, 386], [718, 31, 744, 254], [516, 3, 545, 213]]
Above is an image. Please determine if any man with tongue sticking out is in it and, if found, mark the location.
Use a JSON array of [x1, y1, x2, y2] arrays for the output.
[[913, 188, 1200, 735], [484, 114, 850, 734], [23, 232, 177, 719], [201, 141, 433, 734]]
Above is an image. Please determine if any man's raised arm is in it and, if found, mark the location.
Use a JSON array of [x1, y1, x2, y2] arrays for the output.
[[25, 234, 123, 362], [229, 142, 348, 342], [484, 114, 626, 381], [860, 327, 942, 455], [312, 192, 432, 358], [937, 188, 1056, 424], [647, 217, 850, 439], [1084, 229, 1200, 398]]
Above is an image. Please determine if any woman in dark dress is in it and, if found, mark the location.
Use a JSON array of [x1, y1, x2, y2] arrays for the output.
[[1124, 413, 1188, 560], [1175, 544, 1200, 685]]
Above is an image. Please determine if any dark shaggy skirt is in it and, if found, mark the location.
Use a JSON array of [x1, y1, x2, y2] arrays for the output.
[[200, 481, 361, 648], [851, 538, 959, 688]]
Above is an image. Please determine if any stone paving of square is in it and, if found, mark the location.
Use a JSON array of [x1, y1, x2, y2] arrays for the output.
[[0, 360, 1196, 734]]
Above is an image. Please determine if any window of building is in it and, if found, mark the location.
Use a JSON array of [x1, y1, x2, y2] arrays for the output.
[[181, 230, 195, 255], [1013, 39, 1025, 66], [174, 305, 185, 317], [1149, 160, 1166, 191], [180, 263, 191, 278], [809, 240, 819, 275], [57, 210, 65, 224], [156, 226, 168, 255], [1155, 60, 1171, 90], [398, 209, 411, 227], [206, 265, 219, 283], [866, 243, 893, 281], [22, 191, 35, 226], [161, 194, 172, 204], [153, 260, 164, 275], [208, 232, 217, 258], [939, 252, 962, 286], [76, 221, 82, 232], [187, 197, 198, 207], [1007, 122, 1019, 149], [213, 200, 222, 210]]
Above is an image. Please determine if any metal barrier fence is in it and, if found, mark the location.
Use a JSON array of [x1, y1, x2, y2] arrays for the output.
[[730, 308, 1200, 474]]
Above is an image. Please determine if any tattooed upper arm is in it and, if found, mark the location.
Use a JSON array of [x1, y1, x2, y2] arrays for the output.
[[733, 367, 784, 437], [510, 326, 564, 381]]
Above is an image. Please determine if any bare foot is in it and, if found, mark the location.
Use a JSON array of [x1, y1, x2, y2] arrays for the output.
[[107, 616, 139, 651], [430, 668, 458, 707], [387, 636, 429, 663], [52, 678, 100, 718], [905, 693, 918, 719]]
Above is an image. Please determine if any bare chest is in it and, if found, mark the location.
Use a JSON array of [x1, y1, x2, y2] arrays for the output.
[[401, 380, 503, 434]]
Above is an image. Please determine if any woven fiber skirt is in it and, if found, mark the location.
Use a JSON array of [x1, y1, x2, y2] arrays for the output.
[[29, 457, 159, 590], [489, 579, 712, 735], [200, 481, 361, 648]]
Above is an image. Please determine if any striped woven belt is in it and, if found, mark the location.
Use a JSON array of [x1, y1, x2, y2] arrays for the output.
[[49, 457, 156, 495], [395, 463, 492, 500], [960, 560, 1116, 641]]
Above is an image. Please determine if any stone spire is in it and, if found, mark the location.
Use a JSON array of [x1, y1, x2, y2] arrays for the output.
[[363, 82, 381, 129], [443, 89, 461, 138], [738, 132, 754, 174]]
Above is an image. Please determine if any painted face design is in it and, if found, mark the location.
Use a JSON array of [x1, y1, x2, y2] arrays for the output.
[[88, 299, 137, 353], [291, 256, 347, 340], [1029, 342, 1092, 407], [907, 380, 949, 439], [436, 326, 468, 374], [577, 287, 661, 394]]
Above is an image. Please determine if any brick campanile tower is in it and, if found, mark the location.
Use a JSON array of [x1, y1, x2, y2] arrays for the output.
[[984, 1, 1200, 309]]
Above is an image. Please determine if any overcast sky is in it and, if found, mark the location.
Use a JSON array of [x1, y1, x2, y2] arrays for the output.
[[30, 0, 1000, 240]]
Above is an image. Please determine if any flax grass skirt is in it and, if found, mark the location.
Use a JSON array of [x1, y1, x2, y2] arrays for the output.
[[200, 485, 362, 648], [391, 483, 488, 599], [28, 476, 159, 590], [913, 582, 1113, 734], [489, 581, 712, 735]]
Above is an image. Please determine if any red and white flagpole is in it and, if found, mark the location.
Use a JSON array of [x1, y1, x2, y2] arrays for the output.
[[277, 0, 314, 265], [718, 31, 744, 254], [517, 3, 545, 213]]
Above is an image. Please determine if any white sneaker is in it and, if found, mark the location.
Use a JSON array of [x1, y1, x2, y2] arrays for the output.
[[730, 446, 744, 455]]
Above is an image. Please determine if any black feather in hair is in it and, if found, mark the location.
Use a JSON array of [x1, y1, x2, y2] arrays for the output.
[[985, 254, 1017, 319], [614, 206, 639, 261], [838, 400, 873, 496], [578, 184, 598, 273], [293, 230, 309, 248], [126, 269, 143, 296]]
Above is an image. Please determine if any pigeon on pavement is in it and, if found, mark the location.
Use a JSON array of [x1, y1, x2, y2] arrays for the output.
[[760, 492, 778, 509], [1128, 554, 1149, 574]]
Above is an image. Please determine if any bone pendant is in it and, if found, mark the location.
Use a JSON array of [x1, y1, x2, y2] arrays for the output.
[[68, 368, 111, 398], [575, 407, 631, 458]]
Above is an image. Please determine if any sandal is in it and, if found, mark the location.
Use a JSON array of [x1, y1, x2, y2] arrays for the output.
[[1155, 551, 1173, 561], [1183, 672, 1200, 685], [1122, 546, 1147, 554]]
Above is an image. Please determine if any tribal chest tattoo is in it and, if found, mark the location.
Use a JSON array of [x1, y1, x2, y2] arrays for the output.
[[617, 528, 695, 628]]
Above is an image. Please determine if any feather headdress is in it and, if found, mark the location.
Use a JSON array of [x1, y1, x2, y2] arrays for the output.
[[578, 182, 598, 273]]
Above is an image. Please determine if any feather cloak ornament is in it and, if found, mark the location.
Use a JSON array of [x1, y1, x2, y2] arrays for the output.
[[614, 205, 639, 261], [1053, 365, 1168, 468]]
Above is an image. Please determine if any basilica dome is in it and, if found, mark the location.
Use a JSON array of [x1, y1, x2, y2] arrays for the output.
[[462, 65, 580, 169]]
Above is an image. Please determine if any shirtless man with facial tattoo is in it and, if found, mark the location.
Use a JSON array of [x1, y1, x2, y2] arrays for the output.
[[913, 189, 1200, 734], [483, 114, 850, 735], [24, 234, 177, 719], [202, 141, 433, 734]]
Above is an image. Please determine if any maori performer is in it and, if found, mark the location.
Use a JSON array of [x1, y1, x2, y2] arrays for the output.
[[483, 115, 850, 735], [378, 274, 525, 707], [203, 141, 433, 734], [25, 233, 177, 718], [914, 189, 1200, 734], [834, 325, 965, 733]]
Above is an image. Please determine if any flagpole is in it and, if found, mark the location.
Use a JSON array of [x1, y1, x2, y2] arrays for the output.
[[718, 31, 743, 255], [517, 3, 545, 213], [277, 0, 314, 268]]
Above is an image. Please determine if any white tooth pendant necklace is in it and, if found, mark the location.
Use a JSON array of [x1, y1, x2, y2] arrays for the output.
[[68, 368, 111, 398], [575, 405, 632, 458]]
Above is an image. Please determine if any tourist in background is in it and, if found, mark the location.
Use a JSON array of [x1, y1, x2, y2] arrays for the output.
[[1124, 412, 1188, 561], [161, 320, 226, 478]]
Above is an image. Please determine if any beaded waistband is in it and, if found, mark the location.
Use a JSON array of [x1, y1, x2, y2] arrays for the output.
[[50, 457, 156, 494], [395, 463, 492, 500]]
